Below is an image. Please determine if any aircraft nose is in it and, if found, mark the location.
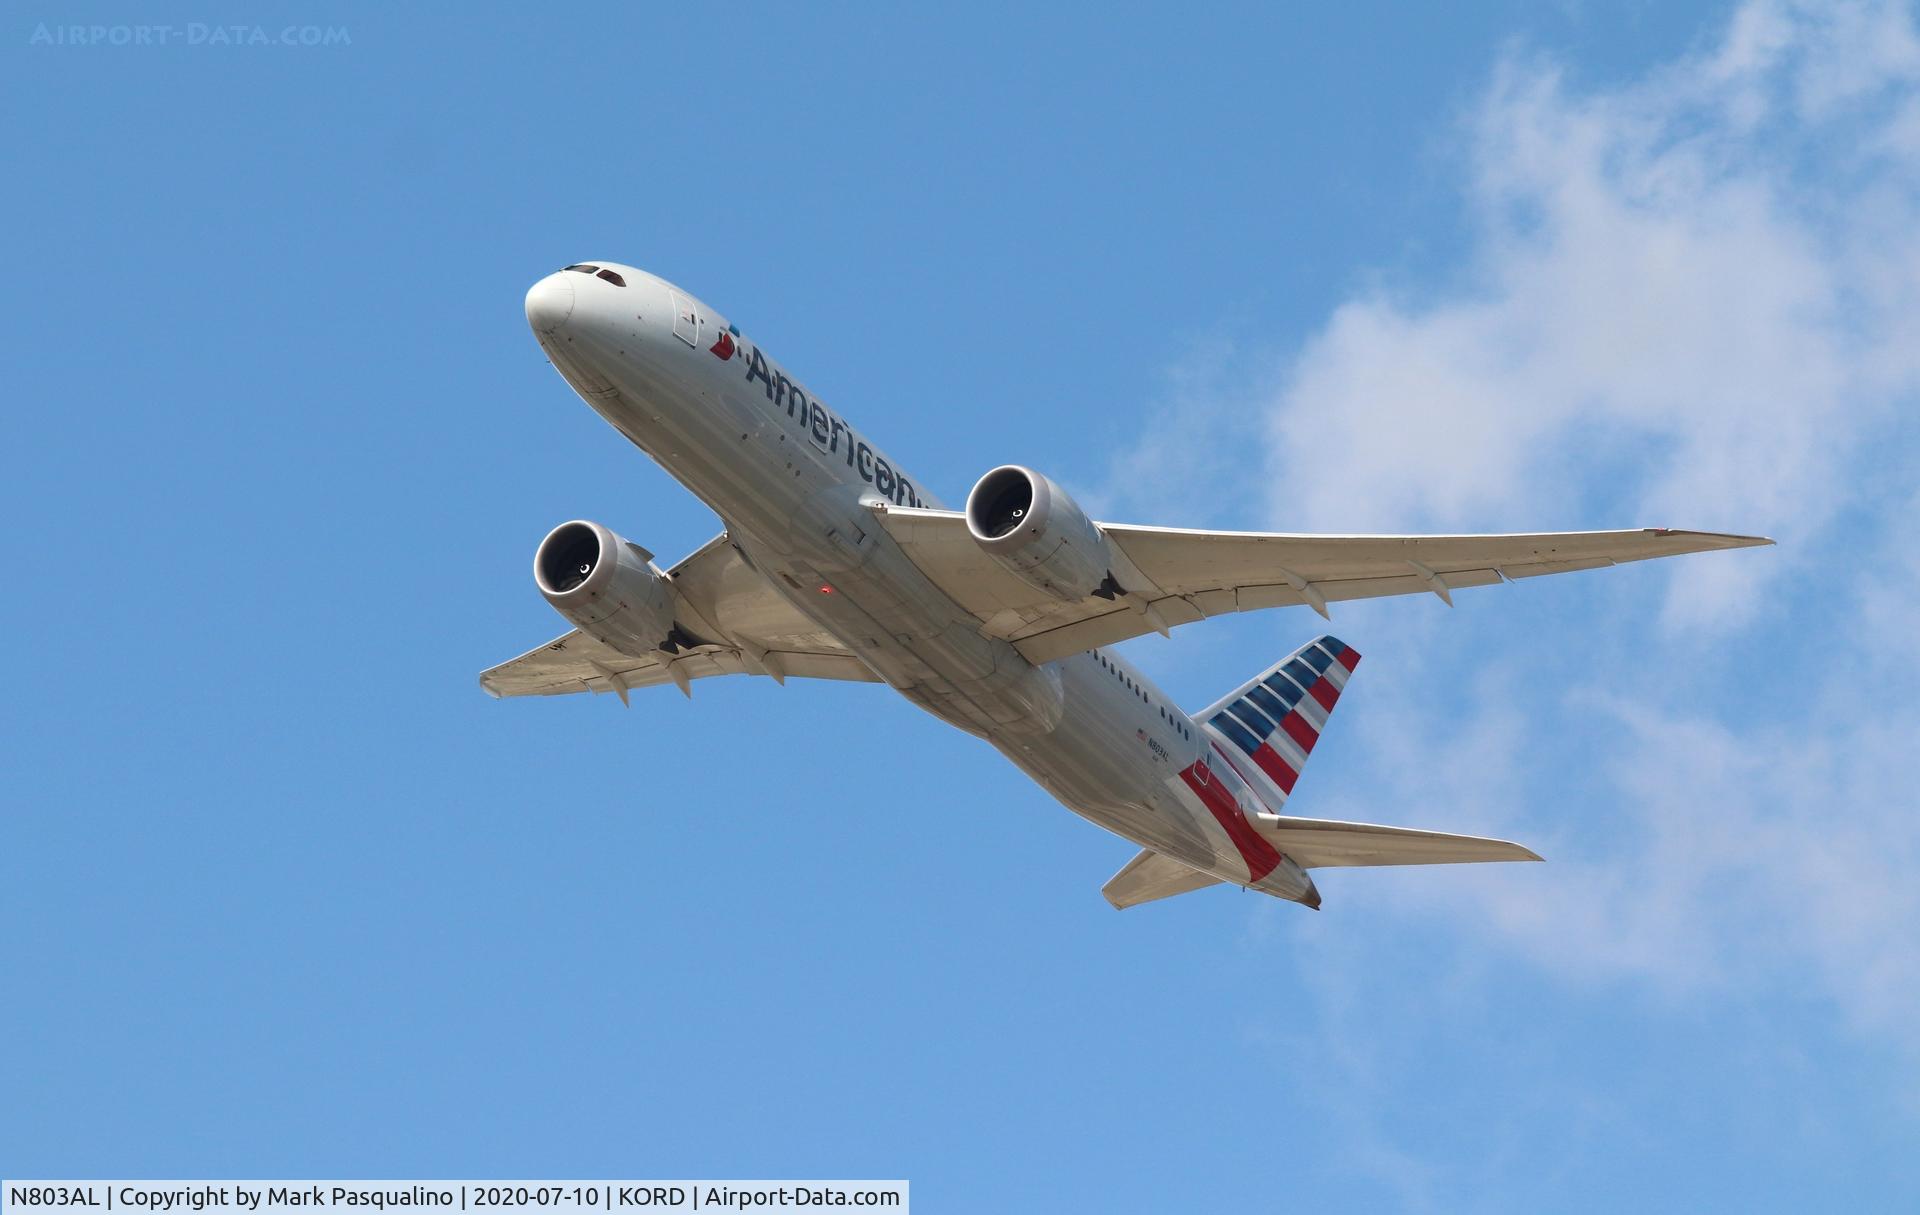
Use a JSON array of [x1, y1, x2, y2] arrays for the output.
[[525, 272, 575, 335]]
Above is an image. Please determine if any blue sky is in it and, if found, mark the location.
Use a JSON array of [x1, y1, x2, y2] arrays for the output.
[[5, 2, 1918, 1210]]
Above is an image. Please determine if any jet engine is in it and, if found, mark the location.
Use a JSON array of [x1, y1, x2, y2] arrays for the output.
[[964, 465, 1116, 601], [534, 520, 685, 658]]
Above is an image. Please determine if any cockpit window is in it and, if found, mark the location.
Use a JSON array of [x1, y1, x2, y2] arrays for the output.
[[562, 264, 600, 274], [595, 269, 626, 287]]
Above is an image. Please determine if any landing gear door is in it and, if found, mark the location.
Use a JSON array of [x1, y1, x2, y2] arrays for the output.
[[670, 291, 700, 348]]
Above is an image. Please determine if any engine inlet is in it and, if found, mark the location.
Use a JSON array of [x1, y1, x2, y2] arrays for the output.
[[535, 521, 604, 594]]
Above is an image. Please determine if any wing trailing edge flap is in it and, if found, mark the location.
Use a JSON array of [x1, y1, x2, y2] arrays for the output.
[[1256, 816, 1542, 869], [1102, 849, 1224, 909], [478, 627, 880, 700]]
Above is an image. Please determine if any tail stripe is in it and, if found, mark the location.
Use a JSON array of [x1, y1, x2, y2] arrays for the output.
[[1249, 743, 1300, 793], [1225, 701, 1277, 739], [1217, 698, 1310, 793], [1262, 672, 1307, 708], [1209, 712, 1262, 756], [1245, 683, 1292, 721], [1178, 755, 1283, 883], [1292, 687, 1333, 732], [1263, 724, 1311, 771], [1191, 634, 1360, 819], [1320, 662, 1353, 693], [1279, 710, 1319, 753]]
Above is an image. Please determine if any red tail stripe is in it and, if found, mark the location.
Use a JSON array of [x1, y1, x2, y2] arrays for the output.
[[1249, 744, 1298, 793], [1280, 711, 1319, 753], [1337, 648, 1361, 671], [1178, 763, 1282, 883], [1308, 678, 1338, 710]]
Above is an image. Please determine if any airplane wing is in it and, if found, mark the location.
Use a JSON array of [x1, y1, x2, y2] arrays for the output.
[[871, 505, 1772, 664], [479, 533, 879, 700]]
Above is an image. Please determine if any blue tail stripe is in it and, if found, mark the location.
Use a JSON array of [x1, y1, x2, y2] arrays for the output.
[[1300, 645, 1335, 673], [1282, 658, 1318, 687], [1226, 701, 1277, 738], [1245, 683, 1291, 722], [1262, 673, 1305, 705], [1210, 712, 1262, 756]]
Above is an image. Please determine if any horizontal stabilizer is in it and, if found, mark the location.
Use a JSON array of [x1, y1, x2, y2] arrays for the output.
[[1258, 815, 1542, 869], [1103, 849, 1224, 909]]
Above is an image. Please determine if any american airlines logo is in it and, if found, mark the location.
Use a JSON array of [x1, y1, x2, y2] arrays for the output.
[[736, 341, 926, 508]]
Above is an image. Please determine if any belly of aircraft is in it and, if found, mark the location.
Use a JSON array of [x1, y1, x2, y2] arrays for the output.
[[570, 330, 1252, 878]]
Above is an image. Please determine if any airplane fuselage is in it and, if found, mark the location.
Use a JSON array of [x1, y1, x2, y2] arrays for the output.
[[524, 262, 1319, 904]]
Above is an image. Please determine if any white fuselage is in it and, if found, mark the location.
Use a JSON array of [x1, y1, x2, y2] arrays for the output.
[[525, 263, 1314, 903]]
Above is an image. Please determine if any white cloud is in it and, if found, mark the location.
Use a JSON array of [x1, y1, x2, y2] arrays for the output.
[[1106, 1, 1920, 630], [1332, 664, 1920, 1046], [1273, 4, 1920, 624], [1113, 1, 1920, 1052]]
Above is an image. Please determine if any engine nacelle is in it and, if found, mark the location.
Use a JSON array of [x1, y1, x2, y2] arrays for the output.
[[534, 520, 680, 658], [964, 465, 1115, 601]]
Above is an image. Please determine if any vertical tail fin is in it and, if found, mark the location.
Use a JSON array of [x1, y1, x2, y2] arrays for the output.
[[1195, 635, 1360, 812]]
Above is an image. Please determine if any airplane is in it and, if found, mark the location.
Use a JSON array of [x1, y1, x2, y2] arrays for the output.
[[482, 262, 1770, 911]]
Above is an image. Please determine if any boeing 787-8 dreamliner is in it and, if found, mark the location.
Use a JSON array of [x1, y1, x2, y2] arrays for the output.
[[481, 263, 1769, 910]]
